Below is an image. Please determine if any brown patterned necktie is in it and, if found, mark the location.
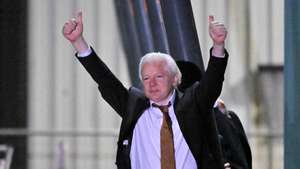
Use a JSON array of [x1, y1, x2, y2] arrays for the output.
[[153, 102, 176, 169]]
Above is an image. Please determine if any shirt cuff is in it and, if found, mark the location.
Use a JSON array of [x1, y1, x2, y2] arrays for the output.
[[77, 46, 92, 57], [212, 54, 225, 58]]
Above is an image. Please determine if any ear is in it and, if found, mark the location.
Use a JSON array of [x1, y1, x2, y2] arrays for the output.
[[172, 75, 179, 87]]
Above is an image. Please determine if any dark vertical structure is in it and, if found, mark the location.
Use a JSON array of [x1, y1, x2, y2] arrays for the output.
[[114, 0, 142, 86], [285, 0, 300, 168], [160, 0, 204, 73], [114, 0, 204, 86], [132, 0, 155, 54], [0, 1, 28, 169], [146, 0, 170, 54]]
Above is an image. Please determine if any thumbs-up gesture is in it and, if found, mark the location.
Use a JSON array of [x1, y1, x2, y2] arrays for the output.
[[209, 15, 227, 46], [62, 11, 89, 53], [63, 11, 83, 42]]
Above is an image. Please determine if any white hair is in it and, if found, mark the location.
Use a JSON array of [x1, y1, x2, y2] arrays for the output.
[[138, 52, 182, 87]]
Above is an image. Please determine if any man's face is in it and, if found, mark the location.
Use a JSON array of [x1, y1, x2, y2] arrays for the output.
[[141, 60, 176, 104]]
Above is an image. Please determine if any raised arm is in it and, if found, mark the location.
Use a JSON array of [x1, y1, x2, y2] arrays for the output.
[[62, 12, 129, 118], [194, 16, 228, 112], [62, 11, 89, 53]]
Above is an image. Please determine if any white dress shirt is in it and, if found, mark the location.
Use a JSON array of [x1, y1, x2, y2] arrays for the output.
[[130, 90, 197, 169]]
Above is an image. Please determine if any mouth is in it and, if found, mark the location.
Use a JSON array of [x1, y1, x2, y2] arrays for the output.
[[149, 89, 159, 94]]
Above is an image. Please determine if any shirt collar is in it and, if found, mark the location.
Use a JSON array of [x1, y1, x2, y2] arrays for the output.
[[149, 90, 176, 119]]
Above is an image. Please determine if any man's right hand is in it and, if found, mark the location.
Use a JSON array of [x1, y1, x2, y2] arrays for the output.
[[63, 11, 89, 53], [63, 12, 83, 42]]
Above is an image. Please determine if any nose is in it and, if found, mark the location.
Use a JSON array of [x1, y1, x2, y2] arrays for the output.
[[149, 78, 157, 87]]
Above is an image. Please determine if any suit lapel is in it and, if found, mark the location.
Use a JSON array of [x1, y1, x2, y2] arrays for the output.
[[120, 87, 149, 140], [173, 89, 183, 116]]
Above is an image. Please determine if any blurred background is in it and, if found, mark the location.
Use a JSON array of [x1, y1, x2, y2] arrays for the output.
[[0, 0, 284, 169]]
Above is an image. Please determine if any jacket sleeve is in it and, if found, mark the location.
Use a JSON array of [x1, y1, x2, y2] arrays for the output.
[[76, 47, 129, 118], [195, 48, 228, 112]]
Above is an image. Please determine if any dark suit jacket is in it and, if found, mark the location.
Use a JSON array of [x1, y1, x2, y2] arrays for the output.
[[77, 47, 228, 169], [214, 108, 252, 169]]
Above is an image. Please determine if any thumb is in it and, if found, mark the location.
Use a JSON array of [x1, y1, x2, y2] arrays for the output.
[[208, 15, 214, 24], [76, 11, 83, 24]]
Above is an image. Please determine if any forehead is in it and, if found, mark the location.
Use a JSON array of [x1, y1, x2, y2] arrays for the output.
[[141, 60, 169, 75]]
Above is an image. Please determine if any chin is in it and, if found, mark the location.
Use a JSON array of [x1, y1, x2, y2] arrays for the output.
[[150, 97, 159, 102], [150, 96, 161, 102]]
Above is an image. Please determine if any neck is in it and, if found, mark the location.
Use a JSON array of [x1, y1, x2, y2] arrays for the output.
[[154, 100, 170, 106]]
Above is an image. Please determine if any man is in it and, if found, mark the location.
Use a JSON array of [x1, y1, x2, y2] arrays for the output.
[[214, 100, 252, 169], [63, 12, 228, 169]]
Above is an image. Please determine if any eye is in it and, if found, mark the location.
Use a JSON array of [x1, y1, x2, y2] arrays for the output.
[[156, 75, 164, 79], [143, 77, 149, 81]]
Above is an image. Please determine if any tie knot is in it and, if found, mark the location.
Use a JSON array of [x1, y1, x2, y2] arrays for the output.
[[152, 102, 171, 114]]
